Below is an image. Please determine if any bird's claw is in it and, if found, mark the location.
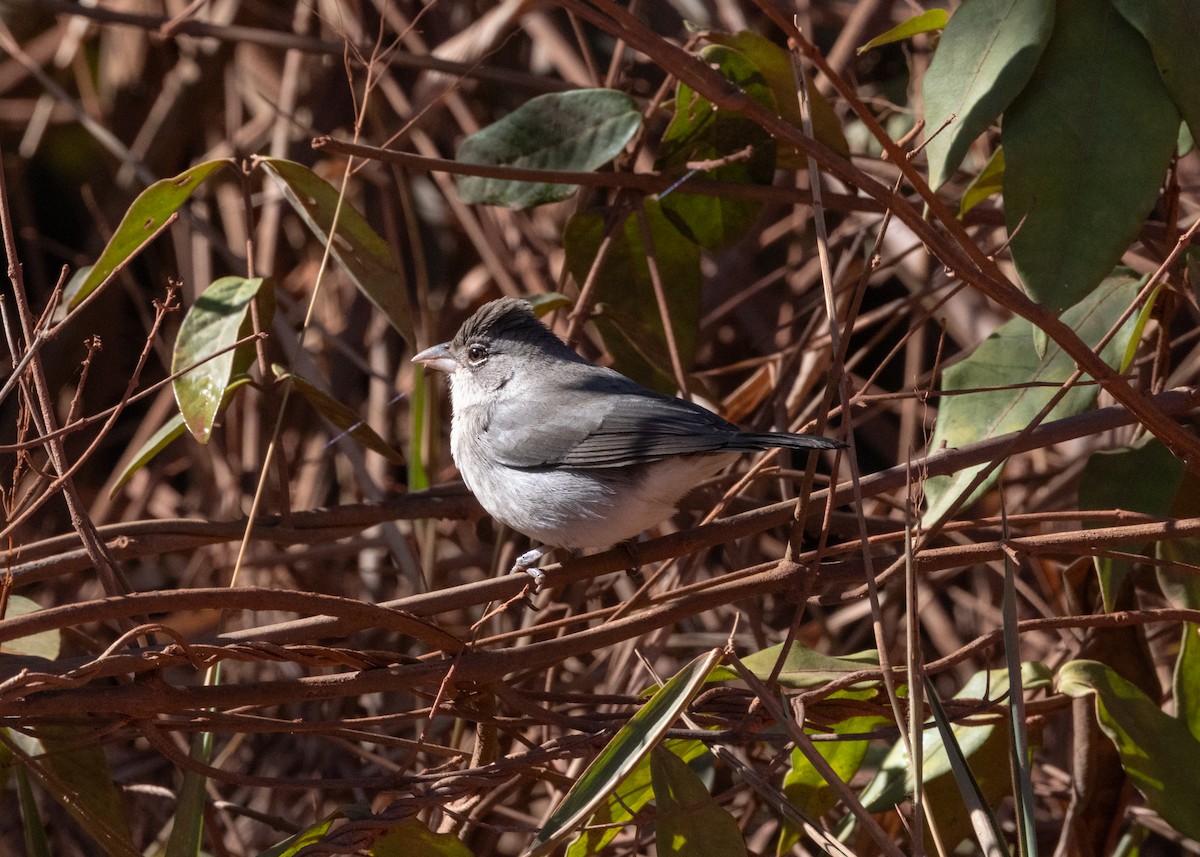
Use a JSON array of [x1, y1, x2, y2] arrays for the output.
[[511, 545, 553, 593]]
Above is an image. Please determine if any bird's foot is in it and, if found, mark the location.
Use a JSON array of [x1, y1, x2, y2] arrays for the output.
[[618, 540, 643, 583], [511, 545, 555, 592]]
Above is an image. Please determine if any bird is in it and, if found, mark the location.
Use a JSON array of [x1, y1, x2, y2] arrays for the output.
[[412, 297, 842, 587]]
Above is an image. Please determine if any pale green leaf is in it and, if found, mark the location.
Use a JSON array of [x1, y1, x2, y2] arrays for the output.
[[455, 89, 641, 208]]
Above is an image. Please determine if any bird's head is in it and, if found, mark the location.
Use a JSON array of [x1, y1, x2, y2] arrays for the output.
[[412, 298, 583, 406]]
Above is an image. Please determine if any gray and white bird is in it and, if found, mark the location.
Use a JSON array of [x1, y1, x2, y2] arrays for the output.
[[413, 298, 842, 586]]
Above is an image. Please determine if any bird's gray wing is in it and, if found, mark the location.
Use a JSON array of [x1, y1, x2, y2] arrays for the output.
[[484, 369, 739, 470]]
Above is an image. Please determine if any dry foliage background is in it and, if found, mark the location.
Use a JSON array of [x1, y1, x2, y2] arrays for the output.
[[1, 1, 1200, 856]]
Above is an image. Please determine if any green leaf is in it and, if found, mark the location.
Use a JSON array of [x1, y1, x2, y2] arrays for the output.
[[1079, 437, 1186, 611], [1122, 285, 1162, 373], [0, 596, 60, 659], [110, 378, 251, 497], [526, 291, 573, 316], [259, 158, 414, 344], [922, 678, 1010, 856], [858, 9, 949, 54], [109, 415, 188, 497], [65, 160, 230, 308], [257, 820, 334, 857], [371, 819, 475, 856], [563, 201, 701, 393], [777, 714, 882, 851], [455, 88, 642, 208], [923, 270, 1145, 523], [14, 761, 50, 857], [1002, 0, 1180, 312], [922, 0, 1052, 190], [566, 740, 707, 857], [707, 642, 879, 690], [1158, 534, 1200, 610], [27, 725, 138, 856], [1176, 624, 1200, 744], [527, 649, 723, 857], [274, 367, 405, 465], [958, 146, 1004, 218], [651, 746, 748, 857], [858, 665, 1048, 849], [172, 276, 265, 443], [1110, 0, 1200, 143], [1059, 659, 1200, 840], [165, 731, 212, 857], [705, 30, 849, 167], [655, 44, 777, 250]]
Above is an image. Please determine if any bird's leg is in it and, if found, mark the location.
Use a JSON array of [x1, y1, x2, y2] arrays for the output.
[[511, 544, 556, 590], [618, 540, 643, 584]]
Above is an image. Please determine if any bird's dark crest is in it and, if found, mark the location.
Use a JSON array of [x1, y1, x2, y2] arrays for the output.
[[453, 298, 562, 349]]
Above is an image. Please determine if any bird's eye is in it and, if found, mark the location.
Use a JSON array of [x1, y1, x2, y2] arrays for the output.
[[466, 343, 488, 364]]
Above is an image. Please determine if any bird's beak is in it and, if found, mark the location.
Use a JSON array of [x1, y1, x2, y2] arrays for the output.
[[412, 342, 457, 373]]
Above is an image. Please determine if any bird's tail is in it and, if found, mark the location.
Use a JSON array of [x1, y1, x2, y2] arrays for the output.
[[731, 432, 845, 452]]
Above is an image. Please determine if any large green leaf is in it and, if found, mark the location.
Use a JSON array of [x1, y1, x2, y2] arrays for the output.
[[651, 746, 747, 857], [563, 200, 701, 393], [1111, 0, 1200, 141], [1060, 659, 1200, 840], [455, 88, 642, 208], [708, 642, 879, 690], [371, 819, 474, 856], [858, 664, 1049, 849], [923, 270, 1144, 523], [1079, 437, 1186, 611], [172, 276, 265, 443], [705, 30, 849, 169], [1002, 0, 1179, 312], [655, 44, 777, 250], [565, 740, 707, 857], [922, 0, 1052, 190], [526, 649, 723, 857], [1176, 624, 1200, 744], [777, 714, 883, 852], [16, 726, 138, 857], [65, 159, 230, 308], [259, 158, 414, 344], [0, 596, 60, 659]]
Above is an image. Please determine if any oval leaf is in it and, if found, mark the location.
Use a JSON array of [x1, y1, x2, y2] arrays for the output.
[[705, 29, 849, 167], [455, 88, 642, 208], [707, 642, 880, 690], [65, 160, 230, 308], [655, 45, 776, 250], [564, 201, 701, 393], [922, 0, 1052, 190], [172, 276, 264, 443], [0, 596, 60, 659], [651, 746, 748, 857], [1079, 437, 1186, 611], [1002, 0, 1179, 311], [525, 649, 723, 857], [565, 740, 708, 857], [259, 158, 414, 344], [1059, 659, 1200, 841], [1111, 0, 1200, 142], [923, 270, 1145, 523]]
